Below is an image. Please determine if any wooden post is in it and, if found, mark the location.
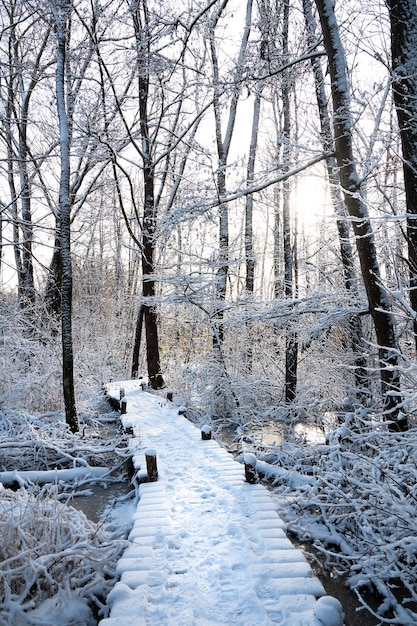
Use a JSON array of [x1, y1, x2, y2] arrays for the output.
[[178, 406, 187, 416], [119, 387, 125, 400], [166, 389, 173, 402], [140, 381, 146, 391], [201, 424, 212, 440], [145, 448, 158, 482], [244, 453, 258, 484], [120, 397, 127, 415], [124, 422, 133, 435]]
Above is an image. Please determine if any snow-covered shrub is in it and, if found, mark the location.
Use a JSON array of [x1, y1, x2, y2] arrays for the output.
[[0, 300, 62, 414], [271, 410, 417, 624], [0, 486, 128, 625], [0, 409, 129, 474], [0, 283, 133, 416]]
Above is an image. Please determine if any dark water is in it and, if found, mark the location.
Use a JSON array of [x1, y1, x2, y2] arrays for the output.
[[291, 537, 381, 626], [69, 482, 134, 524], [68, 414, 136, 524]]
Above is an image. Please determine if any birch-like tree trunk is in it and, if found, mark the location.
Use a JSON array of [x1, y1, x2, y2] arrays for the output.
[[314, 0, 406, 430], [52, 0, 78, 433]]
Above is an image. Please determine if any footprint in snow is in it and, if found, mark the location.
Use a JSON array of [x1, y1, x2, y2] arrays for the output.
[[227, 522, 242, 538]]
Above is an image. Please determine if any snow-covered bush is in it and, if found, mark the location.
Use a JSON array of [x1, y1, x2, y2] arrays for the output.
[[0, 486, 128, 625], [270, 410, 417, 624], [0, 403, 133, 625], [0, 286, 132, 417], [0, 300, 62, 414], [0, 409, 130, 474]]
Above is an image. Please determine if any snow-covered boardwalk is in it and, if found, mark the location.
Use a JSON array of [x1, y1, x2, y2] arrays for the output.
[[100, 381, 343, 626]]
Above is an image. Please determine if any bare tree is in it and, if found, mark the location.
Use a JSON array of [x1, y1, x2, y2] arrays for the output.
[[97, 1, 209, 387], [0, 1, 52, 308], [280, 0, 298, 404], [51, 0, 78, 433], [128, 0, 165, 388], [259, 0, 298, 402], [302, 0, 368, 400], [208, 0, 253, 352], [314, 0, 407, 430], [386, 0, 417, 356], [45, 0, 116, 316], [243, 84, 262, 372]]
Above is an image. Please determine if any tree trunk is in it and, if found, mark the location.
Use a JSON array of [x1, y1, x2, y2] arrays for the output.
[[141, 155, 164, 390], [2, 5, 37, 308], [302, 0, 368, 400], [132, 0, 164, 389], [314, 0, 406, 430], [386, 0, 417, 355], [245, 88, 261, 297], [5, 57, 24, 304], [209, 0, 253, 353], [281, 0, 298, 404], [44, 230, 62, 316], [53, 0, 78, 433], [244, 86, 262, 371], [131, 303, 144, 379], [18, 113, 35, 307], [5, 121, 24, 302]]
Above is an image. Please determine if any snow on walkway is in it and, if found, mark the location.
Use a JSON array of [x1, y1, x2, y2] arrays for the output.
[[100, 381, 343, 626]]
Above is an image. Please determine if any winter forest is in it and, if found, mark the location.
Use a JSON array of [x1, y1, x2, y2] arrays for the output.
[[1, 0, 417, 624]]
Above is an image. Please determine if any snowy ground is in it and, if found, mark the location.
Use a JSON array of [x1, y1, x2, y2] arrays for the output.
[[99, 381, 343, 626]]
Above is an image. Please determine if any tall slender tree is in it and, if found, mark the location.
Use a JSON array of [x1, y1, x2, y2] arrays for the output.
[[45, 0, 115, 317], [0, 1, 52, 308], [314, 0, 407, 430], [281, 0, 298, 403], [51, 0, 78, 433], [102, 1, 207, 386], [302, 0, 368, 399], [209, 0, 253, 352], [386, 0, 417, 356], [244, 84, 262, 372], [130, 0, 164, 388]]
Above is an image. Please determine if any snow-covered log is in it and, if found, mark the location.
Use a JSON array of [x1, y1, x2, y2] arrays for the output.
[[0, 466, 109, 487]]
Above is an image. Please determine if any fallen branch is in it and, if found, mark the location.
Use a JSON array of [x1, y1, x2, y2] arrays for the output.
[[0, 466, 109, 487]]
